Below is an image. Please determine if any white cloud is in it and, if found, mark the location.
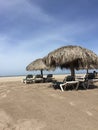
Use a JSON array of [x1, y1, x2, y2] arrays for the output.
[[0, 0, 54, 23]]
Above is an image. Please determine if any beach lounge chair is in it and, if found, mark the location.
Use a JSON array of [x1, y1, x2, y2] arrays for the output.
[[23, 74, 33, 84], [85, 73, 98, 85], [86, 73, 95, 79], [33, 74, 44, 83], [45, 74, 54, 82], [75, 73, 97, 89], [53, 75, 79, 91]]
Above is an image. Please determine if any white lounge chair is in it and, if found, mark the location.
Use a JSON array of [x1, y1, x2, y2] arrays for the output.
[[23, 74, 34, 84], [33, 74, 44, 83], [53, 75, 79, 91]]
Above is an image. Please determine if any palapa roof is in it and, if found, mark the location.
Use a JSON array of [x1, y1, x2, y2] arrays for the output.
[[43, 45, 98, 70], [26, 58, 53, 71]]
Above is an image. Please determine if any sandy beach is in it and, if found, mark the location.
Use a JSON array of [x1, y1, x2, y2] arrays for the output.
[[0, 74, 98, 130]]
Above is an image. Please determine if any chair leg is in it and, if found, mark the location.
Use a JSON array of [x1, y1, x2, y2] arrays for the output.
[[76, 82, 79, 90], [82, 82, 87, 89], [60, 84, 64, 91], [86, 81, 89, 89]]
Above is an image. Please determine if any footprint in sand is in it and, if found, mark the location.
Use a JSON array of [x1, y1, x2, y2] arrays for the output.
[[85, 111, 93, 116], [69, 102, 75, 106], [0, 93, 7, 98], [0, 110, 46, 130], [50, 93, 64, 99], [0, 110, 13, 130], [0, 89, 10, 98], [14, 119, 46, 130]]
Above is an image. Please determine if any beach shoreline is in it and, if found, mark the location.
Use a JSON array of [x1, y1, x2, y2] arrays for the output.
[[0, 73, 86, 82]]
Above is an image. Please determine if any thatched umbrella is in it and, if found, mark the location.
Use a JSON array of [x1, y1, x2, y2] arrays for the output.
[[26, 58, 54, 76], [43, 45, 98, 77]]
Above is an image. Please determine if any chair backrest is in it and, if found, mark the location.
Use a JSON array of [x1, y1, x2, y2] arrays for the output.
[[85, 73, 95, 80], [35, 74, 43, 78], [47, 74, 53, 78], [34, 74, 43, 83], [26, 74, 33, 79], [63, 75, 75, 83]]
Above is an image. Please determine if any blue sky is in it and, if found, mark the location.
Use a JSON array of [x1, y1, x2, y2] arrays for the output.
[[0, 0, 98, 76]]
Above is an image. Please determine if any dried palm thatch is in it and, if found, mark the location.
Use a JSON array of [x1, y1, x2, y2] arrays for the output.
[[26, 58, 54, 76], [43, 45, 98, 77]]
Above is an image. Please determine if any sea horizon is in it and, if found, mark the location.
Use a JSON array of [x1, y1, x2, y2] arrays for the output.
[[0, 68, 97, 78], [0, 72, 92, 78]]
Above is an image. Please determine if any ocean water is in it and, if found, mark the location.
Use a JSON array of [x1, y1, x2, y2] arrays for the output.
[[0, 69, 97, 77]]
